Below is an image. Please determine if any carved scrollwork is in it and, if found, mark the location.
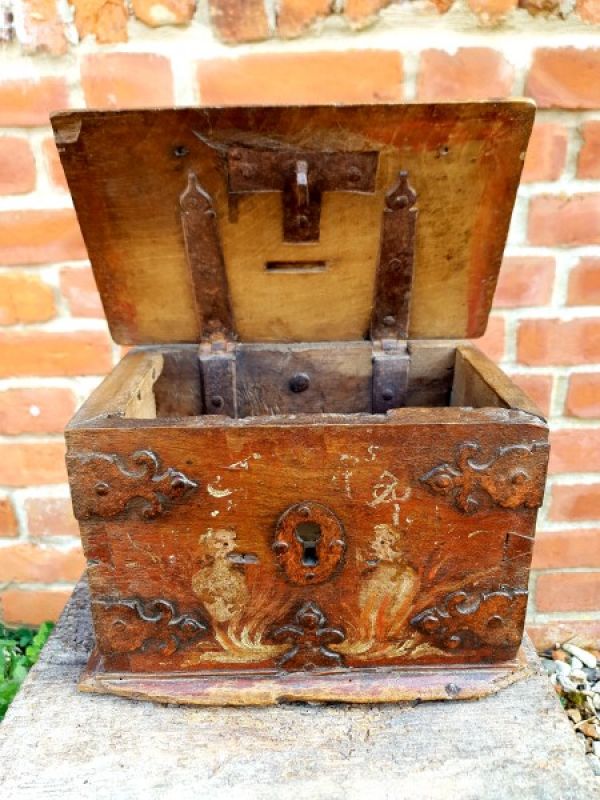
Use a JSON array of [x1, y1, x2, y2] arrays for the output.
[[70, 449, 198, 520], [97, 597, 209, 656], [410, 586, 528, 651], [419, 441, 548, 513], [271, 601, 345, 671]]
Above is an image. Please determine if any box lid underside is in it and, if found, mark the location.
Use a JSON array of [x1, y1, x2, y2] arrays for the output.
[[51, 102, 534, 346]]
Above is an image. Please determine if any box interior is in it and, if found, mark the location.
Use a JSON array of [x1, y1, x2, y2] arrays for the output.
[[90, 342, 541, 423]]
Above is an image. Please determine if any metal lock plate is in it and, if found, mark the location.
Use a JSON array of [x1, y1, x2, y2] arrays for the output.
[[227, 148, 378, 243], [273, 502, 345, 586]]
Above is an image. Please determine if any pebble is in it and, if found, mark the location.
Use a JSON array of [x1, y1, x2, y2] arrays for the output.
[[557, 675, 578, 693], [541, 641, 600, 775], [570, 669, 588, 684], [564, 644, 597, 669], [554, 660, 571, 677], [552, 649, 569, 662], [580, 721, 600, 740], [587, 754, 600, 776]]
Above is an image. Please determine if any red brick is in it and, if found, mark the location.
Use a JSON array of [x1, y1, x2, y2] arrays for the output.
[[345, 0, 392, 23], [528, 194, 600, 246], [0, 388, 77, 435], [527, 619, 600, 651], [277, 0, 331, 37], [0, 441, 67, 486], [20, 0, 68, 55], [507, 373, 553, 416], [526, 48, 600, 109], [417, 48, 514, 101], [533, 529, 600, 568], [566, 373, 600, 419], [208, 0, 269, 42], [59, 267, 104, 318], [536, 571, 600, 613], [0, 138, 36, 195], [24, 496, 79, 538], [476, 315, 505, 362], [517, 318, 600, 366], [577, 0, 600, 21], [549, 429, 600, 474], [72, 0, 128, 44], [0, 330, 113, 377], [520, 0, 560, 15], [467, 0, 517, 23], [549, 483, 600, 522], [494, 256, 554, 308], [1, 588, 72, 625], [131, 0, 195, 27], [0, 273, 55, 325], [0, 542, 85, 583], [197, 51, 403, 106], [42, 137, 67, 190], [0, 78, 69, 126], [0, 210, 87, 266], [577, 121, 600, 179], [568, 258, 600, 306], [521, 123, 568, 183], [0, 497, 18, 538], [81, 53, 174, 109]]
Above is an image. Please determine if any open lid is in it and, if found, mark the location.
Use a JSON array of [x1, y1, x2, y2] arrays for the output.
[[52, 102, 534, 345]]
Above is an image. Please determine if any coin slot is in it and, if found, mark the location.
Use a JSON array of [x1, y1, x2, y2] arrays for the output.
[[295, 521, 322, 567], [266, 261, 327, 274]]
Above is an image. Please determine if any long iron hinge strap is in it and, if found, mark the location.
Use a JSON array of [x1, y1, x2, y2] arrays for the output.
[[180, 171, 234, 341], [371, 170, 417, 342]]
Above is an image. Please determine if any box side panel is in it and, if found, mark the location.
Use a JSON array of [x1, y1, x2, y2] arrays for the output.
[[66, 415, 548, 674]]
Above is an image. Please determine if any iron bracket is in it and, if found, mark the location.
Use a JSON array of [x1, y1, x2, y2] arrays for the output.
[[372, 339, 410, 413], [198, 339, 237, 418]]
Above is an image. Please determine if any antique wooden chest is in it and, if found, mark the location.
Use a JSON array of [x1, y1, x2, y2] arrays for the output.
[[53, 101, 550, 705]]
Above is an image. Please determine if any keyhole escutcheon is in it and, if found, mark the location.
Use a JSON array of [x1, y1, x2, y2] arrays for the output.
[[295, 521, 322, 566], [273, 502, 345, 586]]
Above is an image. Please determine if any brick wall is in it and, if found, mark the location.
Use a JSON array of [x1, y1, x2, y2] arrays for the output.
[[0, 0, 599, 648]]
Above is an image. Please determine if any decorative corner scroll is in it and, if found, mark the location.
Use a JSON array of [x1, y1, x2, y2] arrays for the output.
[[410, 586, 528, 651], [70, 449, 198, 520], [271, 601, 345, 671], [419, 441, 548, 513], [97, 597, 209, 656]]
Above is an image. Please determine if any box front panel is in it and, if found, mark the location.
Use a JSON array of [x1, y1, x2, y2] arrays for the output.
[[67, 416, 548, 674]]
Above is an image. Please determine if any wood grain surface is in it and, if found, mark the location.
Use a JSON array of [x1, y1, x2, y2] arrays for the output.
[[66, 345, 549, 679], [52, 102, 534, 344]]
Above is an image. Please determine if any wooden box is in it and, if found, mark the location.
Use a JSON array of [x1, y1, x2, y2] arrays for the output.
[[53, 102, 550, 705]]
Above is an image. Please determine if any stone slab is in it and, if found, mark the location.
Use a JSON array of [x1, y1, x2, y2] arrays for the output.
[[0, 581, 598, 800]]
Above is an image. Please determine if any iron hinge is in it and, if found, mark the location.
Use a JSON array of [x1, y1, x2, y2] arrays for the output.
[[372, 339, 410, 413], [198, 338, 237, 417]]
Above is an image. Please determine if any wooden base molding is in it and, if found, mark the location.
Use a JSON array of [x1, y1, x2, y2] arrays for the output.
[[79, 646, 531, 706]]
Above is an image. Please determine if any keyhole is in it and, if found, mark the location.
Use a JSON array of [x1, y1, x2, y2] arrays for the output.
[[295, 521, 322, 567]]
